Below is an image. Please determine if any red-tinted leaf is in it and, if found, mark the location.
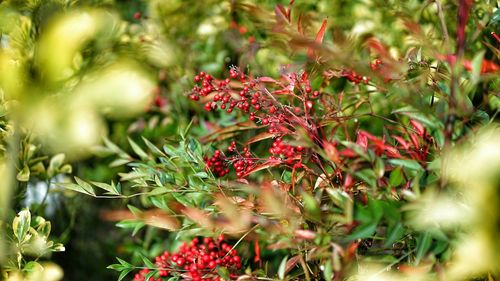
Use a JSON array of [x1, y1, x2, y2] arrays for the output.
[[344, 174, 354, 190], [307, 19, 328, 58], [254, 239, 261, 264], [393, 136, 410, 150], [409, 133, 420, 149], [456, 0, 473, 53], [410, 120, 425, 137], [338, 148, 357, 158], [315, 19, 328, 43], [285, 255, 301, 274], [258, 76, 277, 83], [294, 229, 316, 240], [241, 159, 282, 177], [384, 145, 402, 158], [275, 4, 289, 24], [356, 131, 368, 150], [297, 13, 304, 35], [245, 132, 275, 145]]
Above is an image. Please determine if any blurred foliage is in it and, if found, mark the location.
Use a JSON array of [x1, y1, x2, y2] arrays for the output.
[[0, 0, 499, 280]]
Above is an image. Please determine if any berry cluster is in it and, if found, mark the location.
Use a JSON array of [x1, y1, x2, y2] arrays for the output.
[[341, 69, 370, 84], [133, 235, 241, 281], [269, 138, 304, 166], [189, 68, 319, 178], [205, 143, 255, 178], [205, 150, 230, 177]]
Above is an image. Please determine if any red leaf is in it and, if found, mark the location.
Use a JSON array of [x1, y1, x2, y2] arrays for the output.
[[241, 159, 282, 177], [285, 255, 301, 274], [258, 76, 277, 83], [393, 136, 410, 150], [315, 19, 328, 43], [410, 120, 425, 137], [297, 13, 304, 35], [294, 229, 316, 240], [275, 4, 289, 24], [307, 19, 328, 58], [456, 0, 473, 54], [254, 239, 261, 264], [245, 132, 275, 145], [356, 131, 369, 150]]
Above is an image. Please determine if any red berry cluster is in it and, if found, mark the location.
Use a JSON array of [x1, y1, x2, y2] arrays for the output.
[[205, 143, 256, 178], [133, 235, 241, 281], [189, 68, 319, 178], [341, 69, 370, 84], [269, 137, 304, 166], [370, 58, 382, 70], [205, 150, 229, 177]]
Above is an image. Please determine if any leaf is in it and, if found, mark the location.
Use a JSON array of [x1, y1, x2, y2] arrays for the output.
[[118, 268, 133, 281], [302, 192, 321, 221], [91, 181, 120, 195], [241, 159, 281, 177], [285, 255, 301, 274], [142, 136, 165, 157], [389, 167, 404, 187], [128, 138, 148, 160], [47, 153, 65, 177], [278, 256, 288, 280], [217, 267, 230, 280], [74, 177, 96, 196], [139, 253, 156, 269], [354, 169, 377, 188], [323, 259, 333, 281], [13, 209, 31, 242], [345, 223, 377, 240], [388, 159, 424, 172], [16, 165, 30, 182], [315, 19, 328, 43], [142, 209, 180, 231], [470, 50, 485, 84], [383, 222, 405, 247], [415, 232, 432, 265], [245, 131, 275, 145]]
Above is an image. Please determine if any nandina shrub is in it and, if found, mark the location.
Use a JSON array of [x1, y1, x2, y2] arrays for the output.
[[65, 1, 499, 281]]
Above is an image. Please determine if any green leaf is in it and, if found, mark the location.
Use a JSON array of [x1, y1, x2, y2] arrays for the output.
[[301, 192, 321, 221], [144, 271, 156, 280], [383, 222, 405, 247], [346, 223, 377, 240], [16, 165, 30, 182], [47, 153, 65, 177], [471, 50, 485, 85], [354, 169, 377, 187], [13, 209, 31, 242], [278, 256, 288, 280], [217, 266, 230, 280], [142, 137, 165, 157], [127, 205, 143, 217], [91, 181, 120, 195], [389, 167, 404, 187], [388, 159, 424, 172], [107, 264, 125, 271], [415, 232, 432, 265], [74, 177, 96, 196], [193, 172, 209, 179], [139, 253, 156, 269], [118, 268, 133, 281], [323, 259, 333, 281], [129, 138, 149, 160]]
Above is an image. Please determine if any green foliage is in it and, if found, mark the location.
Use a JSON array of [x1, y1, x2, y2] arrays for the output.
[[1, 0, 499, 281]]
